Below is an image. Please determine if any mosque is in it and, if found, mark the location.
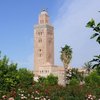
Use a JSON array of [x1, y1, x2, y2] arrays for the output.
[[33, 10, 85, 85]]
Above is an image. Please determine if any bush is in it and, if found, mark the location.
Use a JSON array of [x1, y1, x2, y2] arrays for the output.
[[85, 70, 100, 86], [38, 74, 58, 86]]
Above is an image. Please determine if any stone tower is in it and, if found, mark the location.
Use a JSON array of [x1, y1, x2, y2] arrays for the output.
[[34, 10, 54, 75]]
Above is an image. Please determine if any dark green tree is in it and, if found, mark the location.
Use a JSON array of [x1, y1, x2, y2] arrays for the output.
[[0, 52, 34, 91], [46, 74, 58, 85], [86, 19, 100, 73], [86, 18, 100, 44], [85, 70, 100, 86], [0, 52, 18, 91], [17, 68, 33, 88], [38, 74, 58, 86]]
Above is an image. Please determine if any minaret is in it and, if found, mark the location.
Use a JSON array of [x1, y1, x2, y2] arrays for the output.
[[34, 10, 54, 75]]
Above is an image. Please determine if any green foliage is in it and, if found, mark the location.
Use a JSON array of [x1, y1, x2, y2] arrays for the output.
[[66, 68, 84, 83], [96, 66, 100, 75], [60, 44, 72, 68], [60, 45, 72, 85], [71, 68, 84, 81], [91, 55, 100, 69], [69, 78, 79, 86], [17, 68, 33, 88], [0, 54, 18, 91], [38, 74, 58, 86], [0, 52, 33, 91], [46, 74, 58, 85], [86, 18, 100, 71], [86, 18, 100, 44], [38, 76, 46, 83], [85, 71, 100, 86], [86, 18, 95, 28]]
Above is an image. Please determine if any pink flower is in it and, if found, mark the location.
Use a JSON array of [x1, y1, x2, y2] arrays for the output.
[[8, 97, 14, 100], [2, 95, 7, 99]]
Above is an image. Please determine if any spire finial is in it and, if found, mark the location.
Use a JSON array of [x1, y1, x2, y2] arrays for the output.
[[40, 8, 48, 15], [41, 8, 48, 12]]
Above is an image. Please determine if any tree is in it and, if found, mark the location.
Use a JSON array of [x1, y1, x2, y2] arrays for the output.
[[60, 45, 72, 85], [0, 52, 34, 91], [60, 45, 72, 69], [69, 78, 79, 86], [46, 74, 58, 85], [66, 68, 84, 84], [86, 18, 100, 72], [71, 68, 84, 82], [17, 68, 33, 88], [86, 18, 100, 44], [38, 76, 46, 83], [85, 71, 100, 86], [38, 74, 58, 86], [0, 52, 18, 91]]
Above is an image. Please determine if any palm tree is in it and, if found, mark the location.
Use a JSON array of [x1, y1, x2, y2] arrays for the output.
[[60, 45, 72, 69], [60, 45, 72, 85], [91, 55, 100, 69]]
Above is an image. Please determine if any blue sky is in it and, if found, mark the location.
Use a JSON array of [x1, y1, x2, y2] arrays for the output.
[[0, 0, 100, 70]]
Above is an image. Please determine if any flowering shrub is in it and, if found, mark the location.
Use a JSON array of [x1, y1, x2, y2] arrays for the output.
[[85, 94, 96, 100], [0, 77, 100, 100], [0, 52, 100, 100]]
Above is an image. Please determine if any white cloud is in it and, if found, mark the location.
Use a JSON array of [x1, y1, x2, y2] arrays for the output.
[[53, 0, 100, 67]]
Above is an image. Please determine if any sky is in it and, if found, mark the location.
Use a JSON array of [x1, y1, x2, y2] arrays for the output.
[[0, 0, 100, 70]]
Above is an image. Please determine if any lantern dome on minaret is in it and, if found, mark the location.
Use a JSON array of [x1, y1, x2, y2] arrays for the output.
[[39, 9, 49, 24], [40, 9, 48, 15]]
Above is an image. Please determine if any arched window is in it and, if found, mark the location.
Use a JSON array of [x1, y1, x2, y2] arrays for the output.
[[40, 54, 41, 57], [39, 49, 41, 52], [38, 38, 42, 42]]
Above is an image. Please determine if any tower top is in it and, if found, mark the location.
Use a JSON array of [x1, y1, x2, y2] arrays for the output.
[[40, 9, 48, 15], [39, 9, 49, 24]]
